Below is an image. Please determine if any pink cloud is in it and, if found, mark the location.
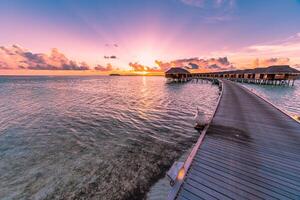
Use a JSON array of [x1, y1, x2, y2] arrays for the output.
[[155, 57, 234, 72], [129, 62, 160, 72], [0, 45, 90, 70], [252, 58, 290, 68], [94, 63, 113, 71]]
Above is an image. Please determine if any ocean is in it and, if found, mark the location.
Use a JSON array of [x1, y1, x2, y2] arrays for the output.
[[0, 76, 219, 200], [241, 80, 300, 117]]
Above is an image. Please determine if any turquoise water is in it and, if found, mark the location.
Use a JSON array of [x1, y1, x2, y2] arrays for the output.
[[0, 76, 219, 200], [241, 80, 300, 117]]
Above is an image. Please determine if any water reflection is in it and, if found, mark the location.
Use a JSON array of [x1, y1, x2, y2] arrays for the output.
[[0, 76, 219, 199], [242, 80, 300, 116]]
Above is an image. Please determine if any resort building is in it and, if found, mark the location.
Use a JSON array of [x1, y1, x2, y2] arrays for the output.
[[165, 65, 300, 86]]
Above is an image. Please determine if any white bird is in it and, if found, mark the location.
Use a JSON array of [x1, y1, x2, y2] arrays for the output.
[[194, 107, 207, 130]]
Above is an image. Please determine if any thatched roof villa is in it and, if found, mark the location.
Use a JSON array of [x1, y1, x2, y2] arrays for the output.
[[165, 67, 191, 82]]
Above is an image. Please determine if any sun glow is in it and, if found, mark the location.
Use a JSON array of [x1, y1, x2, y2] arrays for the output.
[[136, 51, 157, 67], [135, 71, 149, 75]]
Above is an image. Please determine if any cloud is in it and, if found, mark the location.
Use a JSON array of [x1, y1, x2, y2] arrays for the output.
[[246, 33, 300, 57], [214, 0, 235, 9], [155, 57, 234, 72], [207, 64, 222, 69], [248, 44, 300, 53], [210, 33, 300, 69], [179, 0, 236, 23], [105, 43, 119, 48], [104, 55, 117, 59], [294, 64, 300, 70], [129, 62, 146, 71], [129, 62, 160, 72], [180, 0, 205, 7], [252, 58, 290, 68], [94, 63, 113, 71], [0, 45, 90, 70], [0, 61, 10, 69], [180, 0, 235, 8], [187, 63, 200, 69], [204, 15, 233, 22]]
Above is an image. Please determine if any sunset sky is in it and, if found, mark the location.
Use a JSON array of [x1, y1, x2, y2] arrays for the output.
[[0, 0, 300, 74]]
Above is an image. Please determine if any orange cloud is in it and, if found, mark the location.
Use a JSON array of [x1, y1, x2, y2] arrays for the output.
[[127, 57, 235, 73], [129, 62, 160, 72], [155, 57, 234, 72]]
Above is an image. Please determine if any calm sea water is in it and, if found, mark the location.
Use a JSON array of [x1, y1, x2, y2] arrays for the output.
[[0, 76, 219, 200], [241, 80, 300, 116]]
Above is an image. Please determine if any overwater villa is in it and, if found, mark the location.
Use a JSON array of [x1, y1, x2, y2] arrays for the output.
[[165, 67, 191, 83]]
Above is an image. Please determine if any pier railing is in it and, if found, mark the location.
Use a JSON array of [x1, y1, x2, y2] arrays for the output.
[[167, 79, 224, 200]]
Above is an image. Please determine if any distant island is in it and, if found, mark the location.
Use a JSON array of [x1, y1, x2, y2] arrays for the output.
[[109, 73, 121, 76]]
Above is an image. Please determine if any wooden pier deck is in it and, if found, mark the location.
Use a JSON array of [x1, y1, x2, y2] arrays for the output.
[[175, 80, 300, 200]]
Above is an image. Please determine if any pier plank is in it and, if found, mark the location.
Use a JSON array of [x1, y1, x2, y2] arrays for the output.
[[176, 80, 300, 200]]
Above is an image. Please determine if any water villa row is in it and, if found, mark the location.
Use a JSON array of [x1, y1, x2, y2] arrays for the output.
[[165, 65, 300, 86]]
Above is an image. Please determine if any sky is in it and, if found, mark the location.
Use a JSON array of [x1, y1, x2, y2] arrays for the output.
[[0, 0, 300, 74]]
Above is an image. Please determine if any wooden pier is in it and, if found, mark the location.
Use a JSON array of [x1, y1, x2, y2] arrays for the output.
[[168, 80, 300, 200]]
